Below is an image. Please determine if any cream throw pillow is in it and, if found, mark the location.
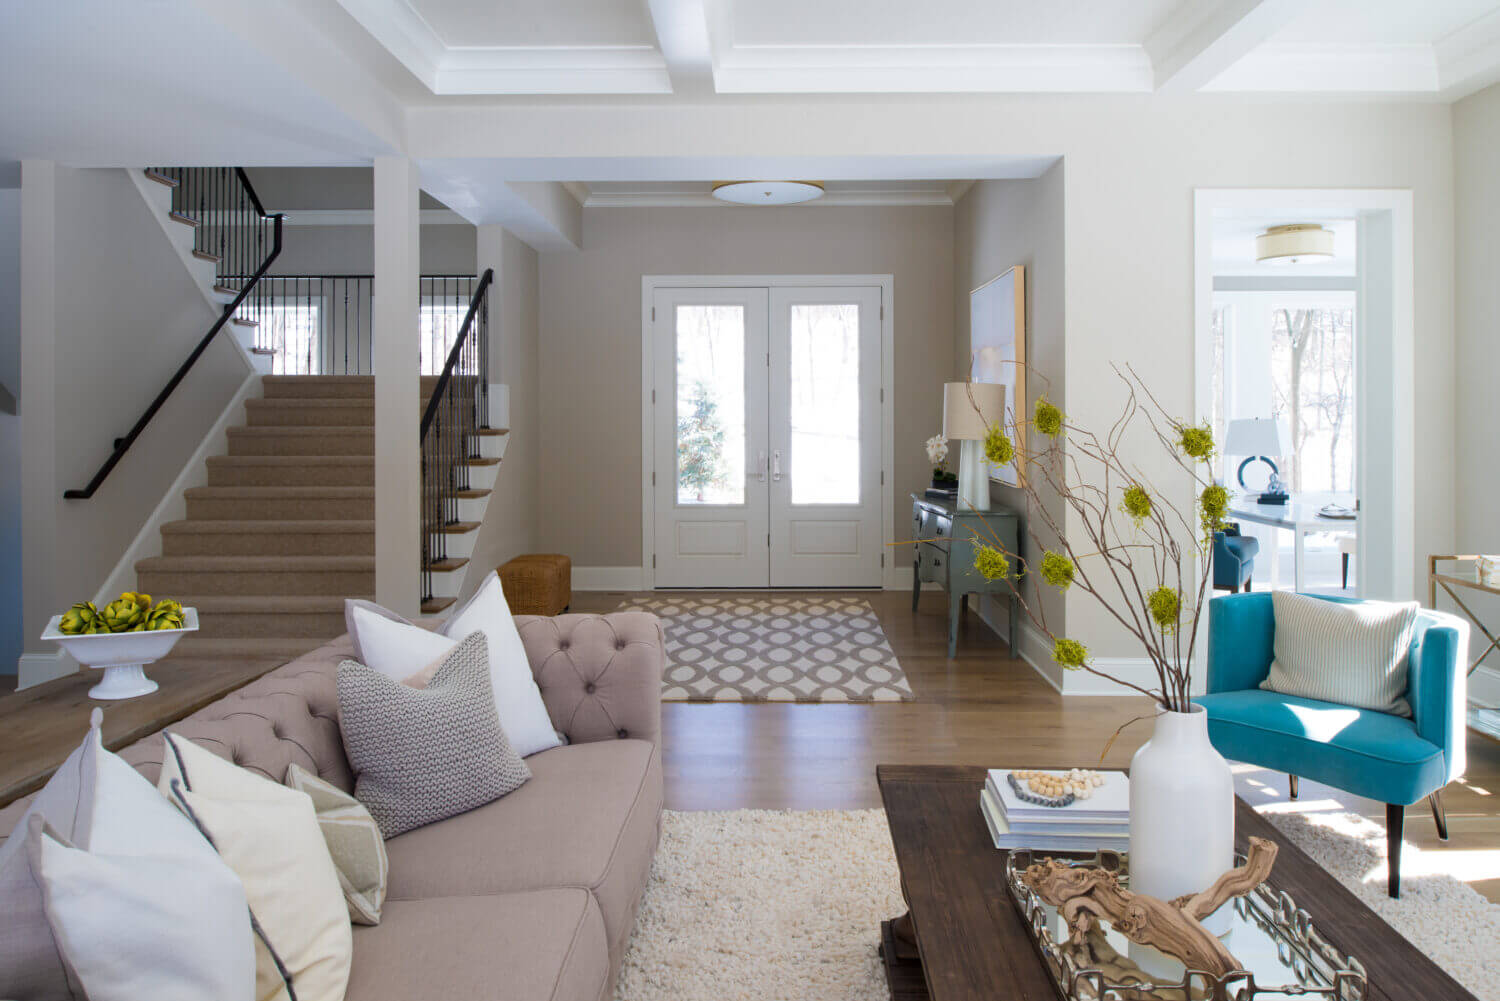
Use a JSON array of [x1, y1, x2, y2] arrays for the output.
[[1261, 591, 1419, 717], [345, 571, 563, 757], [159, 733, 351, 1001], [0, 716, 253, 1001], [285, 764, 388, 925]]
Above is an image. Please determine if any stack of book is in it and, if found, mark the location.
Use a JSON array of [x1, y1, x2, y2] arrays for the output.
[[979, 768, 1130, 853]]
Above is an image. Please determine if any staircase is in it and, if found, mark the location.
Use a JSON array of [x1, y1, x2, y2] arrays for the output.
[[135, 375, 506, 660]]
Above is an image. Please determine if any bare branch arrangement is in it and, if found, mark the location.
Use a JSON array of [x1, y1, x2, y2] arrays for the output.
[[957, 365, 1228, 713]]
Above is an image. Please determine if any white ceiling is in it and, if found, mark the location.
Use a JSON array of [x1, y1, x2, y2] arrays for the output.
[[333, 0, 1500, 98], [578, 179, 970, 207]]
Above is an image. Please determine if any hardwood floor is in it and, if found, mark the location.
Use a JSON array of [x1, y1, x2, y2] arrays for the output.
[[574, 588, 1500, 904]]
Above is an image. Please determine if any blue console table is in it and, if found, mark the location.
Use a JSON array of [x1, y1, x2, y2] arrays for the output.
[[910, 493, 1021, 658]]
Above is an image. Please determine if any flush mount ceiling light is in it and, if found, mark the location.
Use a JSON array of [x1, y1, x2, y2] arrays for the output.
[[711, 181, 825, 205], [1255, 223, 1335, 265]]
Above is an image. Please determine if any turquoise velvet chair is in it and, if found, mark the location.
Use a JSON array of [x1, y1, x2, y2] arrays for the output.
[[1195, 591, 1468, 898]]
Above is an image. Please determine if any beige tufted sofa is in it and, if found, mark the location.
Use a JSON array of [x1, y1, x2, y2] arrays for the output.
[[1, 611, 667, 1001]]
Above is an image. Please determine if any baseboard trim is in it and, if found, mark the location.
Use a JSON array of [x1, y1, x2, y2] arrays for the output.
[[19, 650, 73, 690], [1470, 665, 1500, 708], [574, 566, 646, 591], [95, 372, 261, 607]]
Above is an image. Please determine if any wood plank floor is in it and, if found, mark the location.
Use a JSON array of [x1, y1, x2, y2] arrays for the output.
[[574, 589, 1500, 904]]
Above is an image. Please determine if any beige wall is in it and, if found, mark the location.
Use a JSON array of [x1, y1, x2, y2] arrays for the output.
[[268, 223, 476, 276], [1454, 82, 1500, 686], [953, 164, 1066, 682], [537, 204, 955, 569], [22, 167, 246, 664], [464, 225, 540, 594]]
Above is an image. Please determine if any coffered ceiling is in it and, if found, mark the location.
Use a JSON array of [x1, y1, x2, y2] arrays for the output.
[[332, 0, 1500, 98]]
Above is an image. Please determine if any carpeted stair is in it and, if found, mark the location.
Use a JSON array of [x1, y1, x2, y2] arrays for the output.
[[139, 374, 494, 661]]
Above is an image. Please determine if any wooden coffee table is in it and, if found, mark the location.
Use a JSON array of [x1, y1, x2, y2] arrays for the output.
[[876, 764, 1478, 1001]]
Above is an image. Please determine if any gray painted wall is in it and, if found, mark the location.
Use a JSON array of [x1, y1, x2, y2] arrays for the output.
[[0, 188, 18, 675], [953, 165, 1067, 677], [21, 167, 247, 660], [268, 223, 476, 276]]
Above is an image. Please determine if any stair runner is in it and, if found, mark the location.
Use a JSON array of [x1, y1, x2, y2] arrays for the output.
[[139, 375, 499, 662]]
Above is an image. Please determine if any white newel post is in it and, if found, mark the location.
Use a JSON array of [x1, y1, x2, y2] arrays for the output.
[[373, 156, 422, 617]]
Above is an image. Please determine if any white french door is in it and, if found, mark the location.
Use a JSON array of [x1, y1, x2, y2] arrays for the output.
[[651, 283, 884, 588]]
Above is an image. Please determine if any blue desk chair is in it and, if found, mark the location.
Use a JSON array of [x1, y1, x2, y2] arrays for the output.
[[1213, 525, 1259, 593], [1196, 592, 1468, 898]]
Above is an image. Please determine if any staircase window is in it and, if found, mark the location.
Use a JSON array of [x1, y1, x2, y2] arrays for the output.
[[420, 299, 469, 375], [264, 299, 323, 376]]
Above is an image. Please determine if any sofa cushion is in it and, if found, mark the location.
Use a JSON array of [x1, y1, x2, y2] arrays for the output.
[[383, 739, 662, 961], [1197, 689, 1447, 805], [346, 889, 608, 1001]]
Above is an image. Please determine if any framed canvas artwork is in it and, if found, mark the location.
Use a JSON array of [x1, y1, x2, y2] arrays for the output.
[[969, 265, 1026, 486]]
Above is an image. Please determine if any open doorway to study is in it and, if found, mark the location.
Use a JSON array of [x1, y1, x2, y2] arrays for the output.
[[1208, 216, 1359, 595], [1197, 191, 1414, 604]]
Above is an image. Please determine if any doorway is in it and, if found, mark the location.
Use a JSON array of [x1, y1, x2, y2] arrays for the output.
[[643, 278, 891, 588]]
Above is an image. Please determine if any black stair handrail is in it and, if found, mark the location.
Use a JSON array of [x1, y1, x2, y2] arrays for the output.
[[420, 268, 493, 603], [64, 172, 284, 499], [420, 268, 494, 439]]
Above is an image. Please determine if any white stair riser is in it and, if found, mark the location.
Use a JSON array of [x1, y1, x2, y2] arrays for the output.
[[432, 529, 479, 561], [456, 496, 487, 522], [427, 566, 464, 598], [471, 432, 507, 460], [143, 179, 175, 215], [188, 257, 218, 288], [466, 464, 498, 491]]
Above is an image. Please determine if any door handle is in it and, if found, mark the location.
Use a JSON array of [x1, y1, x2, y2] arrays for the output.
[[757, 450, 768, 482], [772, 449, 783, 481]]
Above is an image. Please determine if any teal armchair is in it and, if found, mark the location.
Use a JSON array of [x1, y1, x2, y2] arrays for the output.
[[1195, 591, 1468, 898]]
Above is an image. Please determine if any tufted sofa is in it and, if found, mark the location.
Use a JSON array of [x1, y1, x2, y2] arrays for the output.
[[0, 612, 667, 1001]]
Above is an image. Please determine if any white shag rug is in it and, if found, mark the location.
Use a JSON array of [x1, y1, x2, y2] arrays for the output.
[[614, 807, 1500, 1001]]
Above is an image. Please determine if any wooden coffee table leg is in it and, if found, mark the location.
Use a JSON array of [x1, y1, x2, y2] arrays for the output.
[[880, 912, 930, 1000]]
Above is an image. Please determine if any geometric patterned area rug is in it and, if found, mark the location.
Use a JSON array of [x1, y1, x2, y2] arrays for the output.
[[617, 594, 915, 702]]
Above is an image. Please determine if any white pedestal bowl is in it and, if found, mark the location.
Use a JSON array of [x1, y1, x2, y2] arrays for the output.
[[40, 608, 199, 700]]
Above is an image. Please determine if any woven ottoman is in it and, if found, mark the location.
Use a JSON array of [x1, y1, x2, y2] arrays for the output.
[[498, 554, 572, 616]]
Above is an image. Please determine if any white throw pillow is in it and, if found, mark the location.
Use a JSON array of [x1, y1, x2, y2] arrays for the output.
[[158, 733, 351, 1001], [345, 572, 562, 757], [0, 715, 253, 1001], [1261, 591, 1420, 717]]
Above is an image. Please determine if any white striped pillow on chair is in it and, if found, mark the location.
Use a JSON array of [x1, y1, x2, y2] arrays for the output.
[[1261, 590, 1419, 717]]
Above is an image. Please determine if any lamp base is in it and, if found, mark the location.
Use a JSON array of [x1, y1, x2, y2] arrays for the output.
[[957, 439, 990, 512]]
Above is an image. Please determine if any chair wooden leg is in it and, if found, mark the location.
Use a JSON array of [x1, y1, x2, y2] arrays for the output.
[[1430, 791, 1449, 841], [1341, 553, 1350, 590], [1245, 575, 1252, 592], [1288, 775, 1298, 800], [1386, 803, 1404, 898]]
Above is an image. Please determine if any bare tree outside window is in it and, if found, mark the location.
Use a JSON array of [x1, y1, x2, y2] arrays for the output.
[[1270, 306, 1355, 492]]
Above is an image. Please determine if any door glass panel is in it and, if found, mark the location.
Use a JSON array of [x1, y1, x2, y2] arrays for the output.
[[789, 303, 860, 505], [675, 305, 746, 505]]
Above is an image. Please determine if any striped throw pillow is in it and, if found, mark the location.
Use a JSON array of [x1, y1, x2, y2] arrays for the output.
[[1261, 591, 1419, 717]]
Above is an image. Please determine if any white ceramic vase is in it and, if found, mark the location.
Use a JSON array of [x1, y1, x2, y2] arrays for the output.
[[1128, 704, 1235, 937]]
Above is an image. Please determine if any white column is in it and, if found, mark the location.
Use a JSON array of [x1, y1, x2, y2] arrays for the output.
[[372, 156, 421, 615], [18, 161, 69, 685]]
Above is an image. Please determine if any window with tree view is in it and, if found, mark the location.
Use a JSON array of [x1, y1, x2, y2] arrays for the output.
[[1212, 291, 1356, 495]]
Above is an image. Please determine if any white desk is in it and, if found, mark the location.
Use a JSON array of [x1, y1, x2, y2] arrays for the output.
[[1229, 495, 1357, 593]]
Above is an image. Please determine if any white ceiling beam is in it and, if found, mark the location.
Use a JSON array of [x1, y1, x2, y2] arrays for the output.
[[644, 0, 715, 94], [419, 162, 582, 252], [1437, 8, 1500, 101], [1144, 0, 1309, 93]]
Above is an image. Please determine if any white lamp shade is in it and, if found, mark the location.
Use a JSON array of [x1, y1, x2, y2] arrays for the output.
[[1224, 417, 1284, 457], [942, 382, 1006, 441]]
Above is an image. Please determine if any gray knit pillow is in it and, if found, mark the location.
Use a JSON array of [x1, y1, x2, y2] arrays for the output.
[[336, 631, 531, 838]]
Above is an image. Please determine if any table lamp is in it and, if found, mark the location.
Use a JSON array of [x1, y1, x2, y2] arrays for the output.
[[942, 382, 1006, 512], [1224, 418, 1286, 503]]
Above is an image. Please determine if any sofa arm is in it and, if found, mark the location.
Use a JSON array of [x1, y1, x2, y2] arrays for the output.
[[1206, 592, 1276, 694], [1410, 612, 1469, 785], [516, 612, 664, 747]]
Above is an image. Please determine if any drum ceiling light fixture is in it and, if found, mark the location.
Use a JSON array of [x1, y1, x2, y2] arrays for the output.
[[1255, 223, 1335, 265], [711, 181, 825, 205]]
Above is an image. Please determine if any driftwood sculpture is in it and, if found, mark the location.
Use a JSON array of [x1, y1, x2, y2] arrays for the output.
[[1021, 837, 1279, 978]]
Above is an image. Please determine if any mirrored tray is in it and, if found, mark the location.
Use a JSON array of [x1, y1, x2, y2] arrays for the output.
[[1004, 849, 1368, 1001]]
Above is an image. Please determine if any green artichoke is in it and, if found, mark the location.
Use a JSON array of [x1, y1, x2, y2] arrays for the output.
[[58, 601, 102, 635], [101, 591, 152, 633], [145, 599, 185, 631]]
